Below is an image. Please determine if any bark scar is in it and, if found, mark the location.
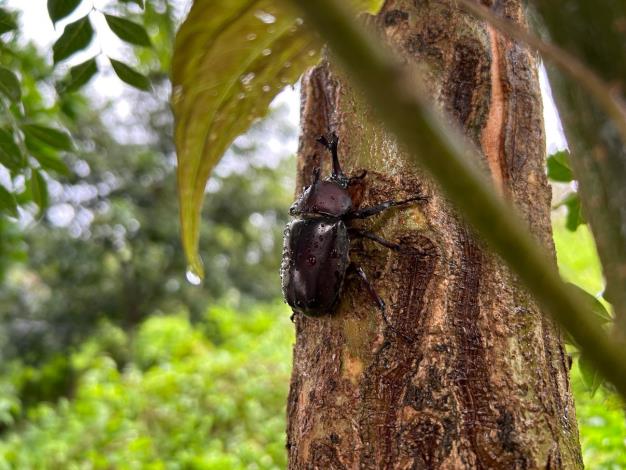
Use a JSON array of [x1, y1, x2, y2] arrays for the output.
[[480, 25, 506, 192]]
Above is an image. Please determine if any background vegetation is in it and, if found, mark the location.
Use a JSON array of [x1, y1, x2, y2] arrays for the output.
[[0, 0, 623, 468]]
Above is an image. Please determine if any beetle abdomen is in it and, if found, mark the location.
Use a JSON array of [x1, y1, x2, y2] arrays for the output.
[[281, 218, 349, 316]]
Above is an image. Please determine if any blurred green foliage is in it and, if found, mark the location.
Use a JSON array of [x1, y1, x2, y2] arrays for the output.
[[0, 303, 294, 469], [554, 222, 626, 469]]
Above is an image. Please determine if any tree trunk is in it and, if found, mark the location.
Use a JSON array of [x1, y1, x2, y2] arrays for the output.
[[287, 1, 582, 468]]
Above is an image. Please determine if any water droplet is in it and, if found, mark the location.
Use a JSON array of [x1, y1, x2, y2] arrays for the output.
[[307, 255, 317, 265], [262, 84, 271, 93], [246, 33, 257, 41], [186, 269, 202, 286], [307, 49, 317, 57], [295, 17, 304, 26], [262, 48, 272, 56], [240, 72, 255, 86], [237, 92, 245, 100], [255, 10, 276, 24]]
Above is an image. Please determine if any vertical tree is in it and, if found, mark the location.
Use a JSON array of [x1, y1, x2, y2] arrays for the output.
[[286, 1, 582, 467]]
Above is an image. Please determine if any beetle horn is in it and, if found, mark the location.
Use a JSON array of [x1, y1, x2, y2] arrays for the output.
[[317, 132, 346, 181]]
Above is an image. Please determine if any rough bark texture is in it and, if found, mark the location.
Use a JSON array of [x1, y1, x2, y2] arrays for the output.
[[287, 1, 582, 468]]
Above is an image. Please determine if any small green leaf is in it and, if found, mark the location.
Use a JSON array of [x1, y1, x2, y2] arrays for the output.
[[29, 170, 48, 213], [21, 124, 73, 151], [0, 67, 21, 102], [104, 14, 151, 47], [567, 283, 613, 324], [58, 57, 98, 92], [556, 192, 585, 231], [0, 184, 18, 218], [0, 128, 24, 171], [109, 58, 150, 91], [47, 0, 82, 24], [0, 8, 18, 35], [25, 136, 70, 176], [52, 16, 94, 64], [547, 150, 573, 182], [579, 354, 603, 396]]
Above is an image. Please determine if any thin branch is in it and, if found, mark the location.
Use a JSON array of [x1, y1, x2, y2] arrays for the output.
[[457, 0, 626, 146], [287, 0, 626, 399]]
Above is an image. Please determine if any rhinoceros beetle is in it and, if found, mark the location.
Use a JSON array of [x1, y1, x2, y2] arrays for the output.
[[281, 133, 426, 337]]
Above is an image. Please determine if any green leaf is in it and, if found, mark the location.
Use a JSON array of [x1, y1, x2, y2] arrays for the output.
[[109, 58, 151, 91], [29, 170, 48, 213], [172, 0, 384, 276], [0, 8, 18, 35], [567, 283, 613, 324], [52, 16, 94, 64], [25, 136, 70, 176], [104, 14, 151, 47], [47, 0, 82, 24], [556, 192, 585, 231], [579, 354, 603, 396], [21, 124, 73, 151], [58, 57, 98, 92], [0, 184, 18, 218], [0, 67, 21, 102], [0, 128, 24, 171], [547, 150, 573, 182]]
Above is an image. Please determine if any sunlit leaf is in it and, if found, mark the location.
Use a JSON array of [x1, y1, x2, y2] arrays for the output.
[[47, 0, 82, 24], [52, 16, 94, 64], [29, 169, 48, 214], [547, 150, 573, 182], [0, 184, 18, 218], [104, 14, 151, 47], [58, 57, 98, 92], [0, 8, 18, 35], [0, 67, 21, 102], [21, 124, 73, 151], [0, 128, 24, 171], [109, 58, 151, 91]]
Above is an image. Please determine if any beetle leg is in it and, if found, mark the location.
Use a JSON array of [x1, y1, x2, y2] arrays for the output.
[[312, 167, 321, 183], [350, 264, 411, 342], [349, 228, 403, 251], [346, 194, 427, 220]]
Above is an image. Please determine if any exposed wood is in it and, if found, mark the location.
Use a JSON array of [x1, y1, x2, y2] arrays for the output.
[[287, 1, 582, 468]]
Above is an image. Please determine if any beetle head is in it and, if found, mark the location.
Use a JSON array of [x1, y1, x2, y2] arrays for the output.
[[317, 133, 349, 188]]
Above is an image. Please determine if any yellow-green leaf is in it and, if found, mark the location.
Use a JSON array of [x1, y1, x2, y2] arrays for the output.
[[172, 0, 383, 278]]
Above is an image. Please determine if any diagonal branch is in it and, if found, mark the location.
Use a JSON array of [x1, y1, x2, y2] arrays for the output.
[[286, 0, 626, 399]]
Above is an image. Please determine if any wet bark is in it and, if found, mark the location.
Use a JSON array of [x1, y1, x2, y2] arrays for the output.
[[287, 0, 583, 468]]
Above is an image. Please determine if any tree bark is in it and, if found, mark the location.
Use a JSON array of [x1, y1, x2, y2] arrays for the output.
[[287, 1, 583, 468]]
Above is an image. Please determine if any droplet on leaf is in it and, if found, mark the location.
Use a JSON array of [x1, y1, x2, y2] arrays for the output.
[[185, 269, 202, 285]]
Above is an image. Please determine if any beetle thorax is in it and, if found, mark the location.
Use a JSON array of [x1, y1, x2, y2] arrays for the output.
[[290, 180, 353, 218]]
